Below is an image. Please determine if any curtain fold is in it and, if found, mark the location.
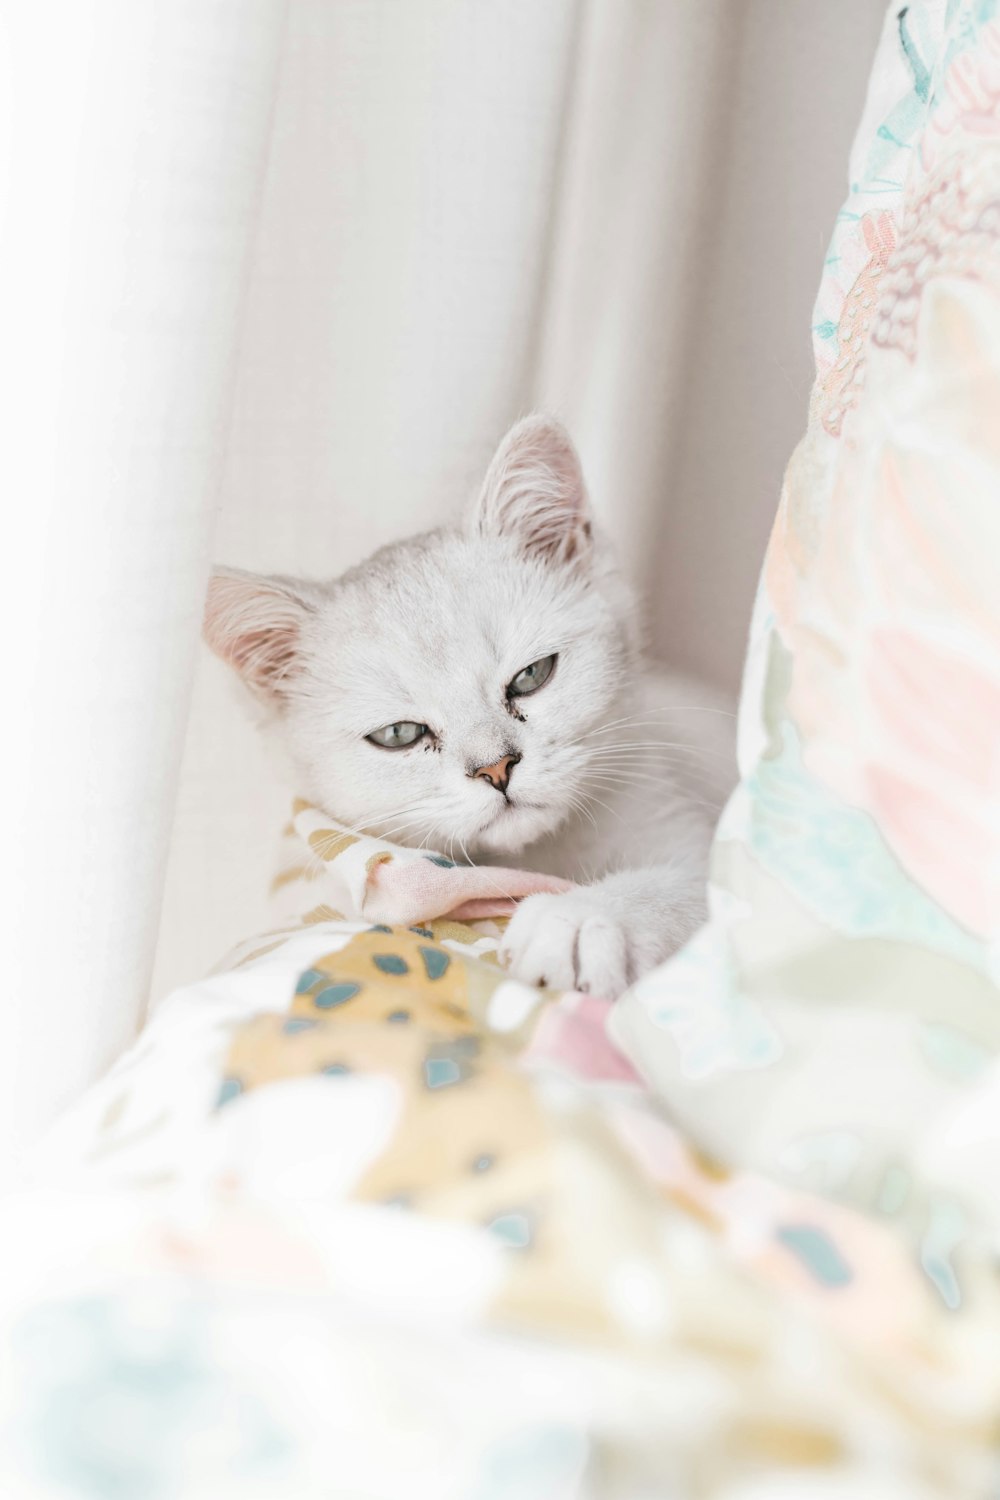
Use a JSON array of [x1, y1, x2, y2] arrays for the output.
[[153, 1, 883, 1008], [2, 1, 884, 1141], [151, 0, 584, 1007], [1, 0, 289, 1167]]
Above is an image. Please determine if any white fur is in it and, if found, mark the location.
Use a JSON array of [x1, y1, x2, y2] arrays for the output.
[[204, 415, 735, 998]]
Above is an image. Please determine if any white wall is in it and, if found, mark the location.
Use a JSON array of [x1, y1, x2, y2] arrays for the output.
[[653, 0, 886, 689], [151, 0, 887, 1006]]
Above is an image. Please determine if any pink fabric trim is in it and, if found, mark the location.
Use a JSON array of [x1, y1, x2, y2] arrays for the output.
[[359, 855, 571, 925]]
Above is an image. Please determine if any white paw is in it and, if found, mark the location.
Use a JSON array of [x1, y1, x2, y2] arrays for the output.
[[499, 890, 631, 999]]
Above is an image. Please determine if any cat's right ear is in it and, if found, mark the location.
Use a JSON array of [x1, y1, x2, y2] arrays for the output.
[[203, 567, 313, 703], [470, 414, 591, 567]]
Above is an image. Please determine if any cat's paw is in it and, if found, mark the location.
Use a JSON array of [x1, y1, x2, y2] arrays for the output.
[[499, 889, 631, 999]]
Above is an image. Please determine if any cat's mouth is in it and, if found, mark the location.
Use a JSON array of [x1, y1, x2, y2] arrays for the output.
[[481, 795, 541, 827], [469, 789, 570, 855], [472, 795, 552, 850]]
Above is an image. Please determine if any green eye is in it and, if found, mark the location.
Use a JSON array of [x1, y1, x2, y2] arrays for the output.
[[366, 721, 428, 750], [507, 653, 557, 698]]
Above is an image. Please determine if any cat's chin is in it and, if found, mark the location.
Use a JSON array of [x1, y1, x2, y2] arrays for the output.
[[466, 798, 567, 858]]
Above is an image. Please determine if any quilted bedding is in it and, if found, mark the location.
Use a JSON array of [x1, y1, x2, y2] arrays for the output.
[[5, 3, 1000, 1495], [1, 801, 997, 1499]]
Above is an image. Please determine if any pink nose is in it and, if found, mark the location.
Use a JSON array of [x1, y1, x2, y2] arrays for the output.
[[471, 753, 520, 794]]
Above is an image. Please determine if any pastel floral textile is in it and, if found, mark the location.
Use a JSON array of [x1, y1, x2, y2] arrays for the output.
[[3, 790, 998, 1497], [613, 0, 1000, 1429], [265, 797, 572, 929]]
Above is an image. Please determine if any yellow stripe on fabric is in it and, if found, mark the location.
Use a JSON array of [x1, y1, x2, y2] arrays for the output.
[[301, 904, 346, 925], [308, 827, 361, 862]]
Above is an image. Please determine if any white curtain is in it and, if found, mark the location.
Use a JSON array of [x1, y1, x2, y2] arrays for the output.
[[3, 0, 885, 1157], [0, 0, 289, 1168]]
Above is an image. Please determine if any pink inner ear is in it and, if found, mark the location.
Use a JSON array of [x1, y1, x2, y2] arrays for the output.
[[475, 414, 589, 565], [228, 623, 300, 695], [203, 572, 306, 700]]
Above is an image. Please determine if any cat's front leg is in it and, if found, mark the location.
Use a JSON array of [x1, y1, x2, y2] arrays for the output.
[[498, 864, 707, 1000]]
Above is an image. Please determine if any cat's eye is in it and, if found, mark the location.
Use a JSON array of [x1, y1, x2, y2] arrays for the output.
[[507, 653, 557, 698], [366, 721, 429, 750]]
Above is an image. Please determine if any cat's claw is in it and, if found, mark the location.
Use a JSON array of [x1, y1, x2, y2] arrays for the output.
[[499, 890, 632, 1000]]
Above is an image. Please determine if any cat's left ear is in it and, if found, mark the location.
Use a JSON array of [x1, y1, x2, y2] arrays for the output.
[[471, 414, 591, 566]]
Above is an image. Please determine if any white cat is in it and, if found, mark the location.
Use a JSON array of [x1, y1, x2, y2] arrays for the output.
[[204, 415, 735, 998]]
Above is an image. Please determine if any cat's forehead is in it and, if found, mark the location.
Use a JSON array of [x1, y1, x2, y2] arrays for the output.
[[321, 532, 585, 671]]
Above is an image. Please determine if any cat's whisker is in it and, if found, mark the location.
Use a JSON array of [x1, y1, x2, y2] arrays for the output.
[[317, 803, 432, 845], [578, 771, 721, 815], [458, 834, 522, 904], [574, 786, 626, 824], [583, 764, 706, 780], [580, 753, 719, 777], [580, 766, 675, 783], [578, 704, 735, 740], [374, 808, 439, 845], [572, 740, 729, 763], [581, 737, 733, 761], [458, 839, 524, 906], [373, 808, 431, 836], [570, 721, 735, 764], [565, 793, 598, 832]]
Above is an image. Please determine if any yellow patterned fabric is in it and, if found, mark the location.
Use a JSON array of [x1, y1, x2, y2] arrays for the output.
[[8, 813, 990, 1495]]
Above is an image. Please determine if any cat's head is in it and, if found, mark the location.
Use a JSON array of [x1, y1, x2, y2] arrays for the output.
[[204, 415, 637, 856]]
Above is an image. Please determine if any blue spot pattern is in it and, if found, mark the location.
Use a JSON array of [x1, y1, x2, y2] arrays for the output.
[[424, 1057, 461, 1089], [419, 946, 450, 981], [488, 1211, 534, 1250], [373, 954, 409, 976], [216, 1076, 244, 1109], [294, 968, 326, 995], [313, 982, 361, 1009]]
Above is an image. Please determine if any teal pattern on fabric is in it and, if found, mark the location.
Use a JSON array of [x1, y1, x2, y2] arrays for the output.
[[216, 1076, 243, 1108], [12, 1296, 290, 1498], [294, 968, 326, 995], [920, 1198, 965, 1310], [487, 1211, 534, 1250], [419, 946, 450, 980], [373, 953, 409, 976], [776, 1225, 853, 1287], [898, 6, 933, 99], [424, 1056, 461, 1089], [742, 727, 987, 972], [471, 1425, 588, 1500], [313, 982, 360, 1008]]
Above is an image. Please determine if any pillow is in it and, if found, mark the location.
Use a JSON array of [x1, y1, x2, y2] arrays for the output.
[[612, 0, 1000, 1276]]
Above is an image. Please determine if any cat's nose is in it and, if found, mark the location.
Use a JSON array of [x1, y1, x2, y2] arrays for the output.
[[471, 752, 521, 795]]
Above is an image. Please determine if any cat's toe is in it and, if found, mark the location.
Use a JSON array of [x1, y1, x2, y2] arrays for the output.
[[500, 893, 630, 999], [500, 894, 579, 991], [574, 915, 628, 998]]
